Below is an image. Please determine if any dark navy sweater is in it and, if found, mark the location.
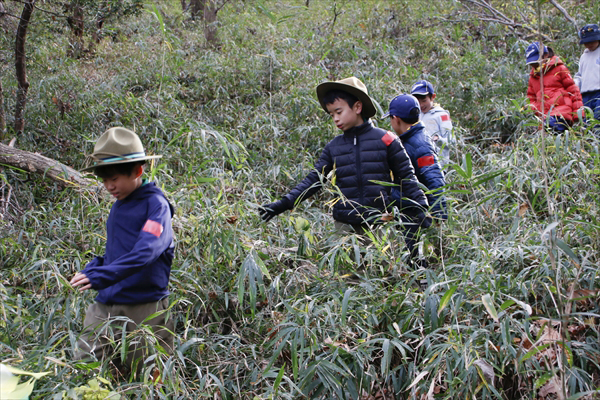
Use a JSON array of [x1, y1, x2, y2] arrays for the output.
[[282, 121, 428, 225], [83, 181, 175, 304]]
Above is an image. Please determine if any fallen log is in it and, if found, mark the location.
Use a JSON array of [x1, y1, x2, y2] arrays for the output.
[[0, 142, 95, 188]]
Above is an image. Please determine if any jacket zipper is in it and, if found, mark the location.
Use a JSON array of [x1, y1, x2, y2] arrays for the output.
[[354, 134, 364, 205]]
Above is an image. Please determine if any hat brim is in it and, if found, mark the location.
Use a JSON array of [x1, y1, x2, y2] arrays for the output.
[[316, 81, 377, 119], [80, 155, 162, 172], [580, 34, 600, 44]]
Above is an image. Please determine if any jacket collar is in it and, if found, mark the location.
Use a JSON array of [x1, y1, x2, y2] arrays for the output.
[[532, 55, 563, 76], [343, 120, 372, 136], [399, 121, 425, 140]]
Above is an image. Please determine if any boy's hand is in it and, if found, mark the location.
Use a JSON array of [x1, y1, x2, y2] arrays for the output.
[[259, 199, 290, 222], [70, 272, 92, 292]]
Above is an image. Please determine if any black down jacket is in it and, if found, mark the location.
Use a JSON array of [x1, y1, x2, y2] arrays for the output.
[[282, 121, 428, 225]]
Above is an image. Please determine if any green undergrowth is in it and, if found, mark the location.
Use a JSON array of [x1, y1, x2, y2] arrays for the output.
[[1, 0, 600, 398]]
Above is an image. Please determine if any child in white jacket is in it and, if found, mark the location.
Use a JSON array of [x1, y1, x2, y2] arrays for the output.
[[410, 80, 454, 167], [574, 24, 600, 124]]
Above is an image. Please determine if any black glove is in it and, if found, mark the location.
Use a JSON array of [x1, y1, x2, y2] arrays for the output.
[[416, 211, 433, 229], [403, 206, 432, 229], [259, 198, 291, 222]]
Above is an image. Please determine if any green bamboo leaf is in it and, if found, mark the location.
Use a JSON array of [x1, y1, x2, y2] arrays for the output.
[[407, 370, 429, 390], [482, 294, 499, 322], [557, 341, 574, 367], [341, 288, 353, 326], [438, 285, 457, 316], [500, 299, 516, 311], [534, 372, 553, 389], [502, 295, 532, 315], [555, 238, 580, 266], [472, 169, 506, 187], [273, 363, 286, 396], [464, 153, 473, 179], [567, 390, 600, 400], [451, 163, 468, 179], [120, 321, 128, 363], [520, 343, 551, 363], [381, 339, 391, 375]]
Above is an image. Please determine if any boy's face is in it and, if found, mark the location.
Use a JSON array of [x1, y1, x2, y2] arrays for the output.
[[326, 98, 363, 131], [102, 166, 143, 200], [415, 94, 435, 114], [584, 41, 600, 52]]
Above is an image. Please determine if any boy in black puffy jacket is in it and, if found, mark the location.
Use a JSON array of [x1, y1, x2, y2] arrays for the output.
[[259, 77, 429, 260]]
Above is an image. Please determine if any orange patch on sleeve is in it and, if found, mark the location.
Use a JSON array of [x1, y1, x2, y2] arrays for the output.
[[417, 155, 435, 168], [382, 131, 397, 146], [143, 219, 163, 237]]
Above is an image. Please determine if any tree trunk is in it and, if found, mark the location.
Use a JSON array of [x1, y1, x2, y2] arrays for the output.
[[92, 1, 107, 44], [67, 1, 85, 37], [0, 142, 95, 187], [14, 0, 35, 135], [204, 0, 218, 47], [190, 0, 204, 19], [181, 0, 187, 11], [0, 79, 5, 140]]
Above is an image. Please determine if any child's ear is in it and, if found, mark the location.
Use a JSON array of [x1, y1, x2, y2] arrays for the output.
[[431, 94, 437, 101], [353, 101, 363, 115], [134, 164, 144, 178]]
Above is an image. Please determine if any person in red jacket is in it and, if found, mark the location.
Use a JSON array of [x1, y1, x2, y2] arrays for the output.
[[525, 42, 583, 132]]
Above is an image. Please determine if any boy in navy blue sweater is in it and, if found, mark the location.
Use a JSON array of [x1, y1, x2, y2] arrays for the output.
[[385, 94, 447, 263], [71, 127, 174, 377], [259, 77, 429, 261]]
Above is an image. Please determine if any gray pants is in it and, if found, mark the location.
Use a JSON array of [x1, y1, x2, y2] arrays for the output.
[[75, 298, 174, 375]]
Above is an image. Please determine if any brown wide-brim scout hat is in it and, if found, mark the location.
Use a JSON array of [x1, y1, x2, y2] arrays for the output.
[[316, 76, 377, 119], [80, 127, 162, 172]]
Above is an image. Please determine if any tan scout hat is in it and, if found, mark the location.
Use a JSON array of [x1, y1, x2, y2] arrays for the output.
[[316, 76, 377, 119], [81, 127, 162, 172]]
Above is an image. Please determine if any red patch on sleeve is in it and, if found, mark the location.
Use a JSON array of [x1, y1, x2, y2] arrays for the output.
[[143, 219, 163, 237], [382, 131, 397, 146], [441, 114, 450, 122], [417, 155, 435, 168]]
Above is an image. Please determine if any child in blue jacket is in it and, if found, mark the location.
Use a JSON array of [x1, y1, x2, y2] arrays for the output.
[[385, 94, 447, 263], [70, 127, 175, 377]]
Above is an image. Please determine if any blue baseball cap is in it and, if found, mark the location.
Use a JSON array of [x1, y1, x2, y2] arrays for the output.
[[382, 94, 421, 119], [525, 42, 548, 64], [579, 24, 600, 44], [410, 80, 435, 96]]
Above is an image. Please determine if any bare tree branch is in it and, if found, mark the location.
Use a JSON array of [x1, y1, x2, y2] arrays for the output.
[[457, 0, 552, 41], [548, 0, 577, 31]]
